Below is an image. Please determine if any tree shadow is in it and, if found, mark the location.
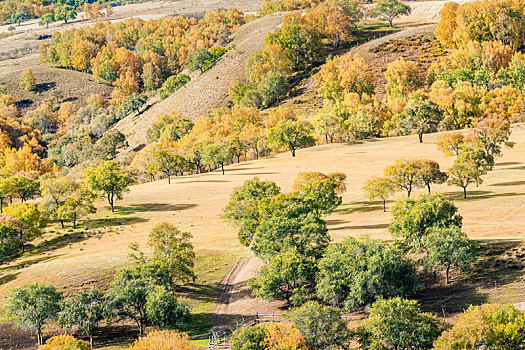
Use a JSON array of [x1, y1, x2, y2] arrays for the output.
[[35, 81, 56, 93], [84, 216, 148, 229], [15, 99, 33, 108], [495, 161, 522, 167], [416, 241, 525, 314], [115, 203, 197, 214], [334, 201, 386, 214], [329, 223, 389, 231], [0, 254, 62, 274], [444, 190, 525, 201], [179, 283, 218, 304], [0, 271, 19, 285], [489, 180, 525, 187]]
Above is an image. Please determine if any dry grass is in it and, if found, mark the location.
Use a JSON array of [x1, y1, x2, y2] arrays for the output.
[[1, 124, 524, 308]]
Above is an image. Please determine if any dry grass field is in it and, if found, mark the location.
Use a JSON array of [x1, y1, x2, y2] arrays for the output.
[[1, 125, 524, 342]]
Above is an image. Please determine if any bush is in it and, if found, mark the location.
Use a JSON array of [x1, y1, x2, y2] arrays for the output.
[[230, 324, 266, 350], [159, 74, 191, 100], [129, 330, 192, 350], [38, 335, 90, 350]]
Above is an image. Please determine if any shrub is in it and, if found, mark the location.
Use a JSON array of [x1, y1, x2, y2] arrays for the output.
[[38, 335, 90, 350], [129, 330, 192, 350]]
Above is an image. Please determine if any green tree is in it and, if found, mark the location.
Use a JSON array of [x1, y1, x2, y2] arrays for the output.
[[372, 0, 411, 27], [151, 151, 185, 184], [0, 221, 19, 262], [384, 158, 423, 197], [402, 94, 443, 143], [148, 222, 196, 289], [39, 176, 77, 228], [56, 187, 97, 229], [84, 161, 133, 212], [159, 74, 191, 100], [202, 142, 230, 175], [283, 301, 350, 350], [39, 13, 55, 28], [6, 282, 62, 345], [110, 266, 152, 335], [317, 237, 418, 310], [230, 324, 266, 350], [447, 150, 487, 199], [19, 68, 36, 92], [223, 177, 280, 246], [249, 247, 316, 305], [267, 119, 315, 157], [147, 113, 193, 143], [145, 286, 190, 330], [58, 288, 111, 348], [4, 203, 47, 253], [362, 176, 396, 212], [355, 297, 444, 350], [54, 5, 77, 23], [186, 48, 212, 73], [292, 172, 345, 217], [389, 193, 463, 250], [423, 226, 478, 284], [258, 72, 288, 109]]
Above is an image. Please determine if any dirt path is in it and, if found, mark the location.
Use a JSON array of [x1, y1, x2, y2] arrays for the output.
[[212, 256, 285, 329]]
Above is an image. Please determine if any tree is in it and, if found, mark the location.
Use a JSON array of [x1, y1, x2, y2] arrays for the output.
[[57, 187, 97, 229], [54, 5, 76, 23], [110, 266, 152, 335], [159, 74, 191, 100], [58, 289, 111, 348], [4, 203, 47, 253], [435, 2, 459, 47], [19, 68, 36, 92], [230, 324, 266, 350], [437, 131, 464, 156], [186, 48, 212, 73], [262, 322, 307, 350], [384, 158, 423, 197], [95, 130, 127, 160], [39, 13, 55, 28], [249, 247, 316, 305], [6, 282, 62, 345], [147, 112, 193, 143], [283, 301, 350, 350], [0, 220, 19, 262], [416, 159, 447, 194], [372, 0, 411, 27], [0, 177, 14, 212], [148, 222, 196, 289], [129, 330, 192, 350], [447, 149, 487, 198], [384, 58, 423, 97], [470, 119, 514, 159], [83, 161, 133, 212], [267, 118, 315, 157], [317, 237, 418, 310], [423, 226, 478, 284], [202, 142, 230, 175], [144, 286, 190, 329], [258, 72, 288, 109], [223, 177, 281, 246], [402, 94, 442, 143], [434, 304, 524, 350], [362, 176, 396, 212], [39, 176, 77, 228], [389, 193, 463, 250], [39, 335, 90, 350], [151, 151, 185, 183], [292, 171, 345, 217], [355, 297, 444, 350]]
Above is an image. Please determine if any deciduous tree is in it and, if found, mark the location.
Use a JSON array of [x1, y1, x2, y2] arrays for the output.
[[362, 176, 396, 212], [83, 161, 132, 212]]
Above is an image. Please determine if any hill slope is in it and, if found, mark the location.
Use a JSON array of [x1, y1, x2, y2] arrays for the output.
[[1, 125, 524, 312], [114, 13, 284, 150]]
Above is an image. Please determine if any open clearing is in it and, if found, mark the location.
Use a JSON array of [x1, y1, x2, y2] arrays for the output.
[[1, 124, 524, 329]]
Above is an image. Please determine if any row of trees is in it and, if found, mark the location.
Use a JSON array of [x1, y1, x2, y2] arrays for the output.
[[6, 222, 195, 347]]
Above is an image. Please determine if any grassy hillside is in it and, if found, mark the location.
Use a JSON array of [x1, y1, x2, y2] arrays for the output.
[[114, 12, 285, 151], [1, 124, 524, 326]]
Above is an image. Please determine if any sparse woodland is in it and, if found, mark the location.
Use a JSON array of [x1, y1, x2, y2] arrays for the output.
[[1, 0, 525, 348]]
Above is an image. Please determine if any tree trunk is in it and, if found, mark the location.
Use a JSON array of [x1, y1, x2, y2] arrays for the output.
[[60, 220, 64, 229], [446, 265, 450, 284], [463, 187, 467, 199], [427, 183, 431, 194], [37, 329, 42, 345], [221, 163, 225, 175], [419, 133, 423, 143], [290, 147, 296, 157], [383, 199, 386, 212], [407, 188, 412, 198], [73, 213, 77, 229], [168, 175, 171, 184], [109, 193, 114, 212], [89, 334, 93, 349], [0, 197, 3, 213]]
